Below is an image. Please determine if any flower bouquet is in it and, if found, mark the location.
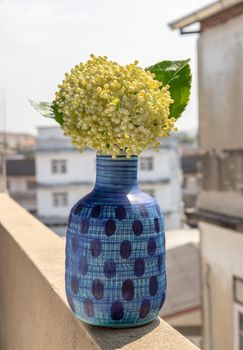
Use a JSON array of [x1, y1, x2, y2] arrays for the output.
[[31, 55, 191, 327]]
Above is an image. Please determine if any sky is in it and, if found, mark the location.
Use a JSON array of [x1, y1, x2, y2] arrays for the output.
[[0, 0, 212, 135]]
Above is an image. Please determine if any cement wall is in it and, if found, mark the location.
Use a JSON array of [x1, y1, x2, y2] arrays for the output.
[[200, 221, 243, 350], [198, 13, 243, 151], [0, 193, 199, 350]]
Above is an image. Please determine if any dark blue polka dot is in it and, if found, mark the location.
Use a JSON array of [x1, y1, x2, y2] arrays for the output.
[[90, 238, 102, 257], [111, 300, 124, 320], [122, 279, 134, 301], [105, 219, 116, 236], [149, 276, 158, 296], [91, 205, 101, 218], [79, 256, 88, 275], [71, 275, 79, 294], [67, 294, 75, 312], [140, 205, 149, 218], [139, 299, 150, 318], [133, 220, 143, 236], [155, 204, 160, 216], [134, 258, 145, 277], [159, 292, 166, 310], [92, 279, 104, 300], [154, 218, 160, 233], [104, 259, 116, 278], [158, 254, 163, 273], [72, 236, 79, 253], [115, 206, 126, 220], [81, 218, 89, 234], [83, 298, 94, 317], [120, 240, 132, 259], [147, 237, 156, 256]]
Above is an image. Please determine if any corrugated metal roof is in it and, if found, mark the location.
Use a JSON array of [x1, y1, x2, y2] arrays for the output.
[[168, 0, 243, 30]]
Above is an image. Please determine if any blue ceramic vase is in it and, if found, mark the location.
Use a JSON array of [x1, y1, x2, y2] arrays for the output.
[[65, 154, 166, 327]]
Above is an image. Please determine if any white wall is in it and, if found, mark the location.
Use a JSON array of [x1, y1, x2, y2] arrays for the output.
[[139, 148, 173, 182], [37, 185, 93, 218], [37, 147, 180, 186], [36, 127, 182, 231], [7, 176, 36, 212], [200, 222, 243, 350], [36, 150, 96, 185], [198, 13, 243, 151], [8, 177, 28, 192]]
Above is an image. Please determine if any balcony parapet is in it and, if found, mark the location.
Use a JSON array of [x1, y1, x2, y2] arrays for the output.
[[0, 193, 200, 350]]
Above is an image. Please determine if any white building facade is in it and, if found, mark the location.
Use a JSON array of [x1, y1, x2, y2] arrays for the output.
[[36, 126, 182, 235]]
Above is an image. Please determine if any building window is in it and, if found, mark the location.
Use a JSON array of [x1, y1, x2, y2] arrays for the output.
[[140, 157, 154, 171], [145, 188, 155, 197], [234, 277, 243, 305], [239, 312, 243, 350], [51, 159, 67, 174], [52, 192, 68, 207]]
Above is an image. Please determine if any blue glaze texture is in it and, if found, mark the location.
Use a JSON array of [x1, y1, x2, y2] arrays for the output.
[[65, 155, 166, 327]]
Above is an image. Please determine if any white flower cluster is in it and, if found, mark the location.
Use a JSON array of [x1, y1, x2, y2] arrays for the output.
[[55, 54, 175, 157]]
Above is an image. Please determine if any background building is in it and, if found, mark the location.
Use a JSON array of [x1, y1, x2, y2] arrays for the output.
[[170, 1, 243, 349], [36, 126, 183, 235], [181, 149, 199, 228], [0, 132, 36, 156], [6, 157, 36, 213]]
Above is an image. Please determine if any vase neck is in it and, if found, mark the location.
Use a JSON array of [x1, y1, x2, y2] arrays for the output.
[[94, 155, 138, 192]]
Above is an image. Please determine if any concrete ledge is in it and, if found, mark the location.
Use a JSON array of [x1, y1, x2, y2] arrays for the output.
[[0, 193, 200, 350]]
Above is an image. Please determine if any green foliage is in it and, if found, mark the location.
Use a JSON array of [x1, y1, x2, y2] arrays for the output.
[[51, 101, 64, 125], [29, 100, 64, 126], [146, 59, 191, 119]]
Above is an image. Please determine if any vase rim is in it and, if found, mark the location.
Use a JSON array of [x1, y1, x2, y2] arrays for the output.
[[96, 154, 138, 159]]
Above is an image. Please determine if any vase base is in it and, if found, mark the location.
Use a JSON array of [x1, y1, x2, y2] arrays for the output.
[[73, 313, 158, 328]]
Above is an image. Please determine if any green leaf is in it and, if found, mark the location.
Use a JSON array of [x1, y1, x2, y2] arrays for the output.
[[29, 100, 54, 118], [29, 100, 64, 126], [51, 101, 64, 126], [146, 59, 191, 119]]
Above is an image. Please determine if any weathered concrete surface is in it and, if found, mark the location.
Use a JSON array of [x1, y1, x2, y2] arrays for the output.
[[0, 193, 200, 350], [200, 221, 243, 350], [197, 190, 243, 218], [198, 12, 243, 151]]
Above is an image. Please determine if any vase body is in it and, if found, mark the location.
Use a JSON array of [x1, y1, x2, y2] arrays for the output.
[[65, 155, 166, 327]]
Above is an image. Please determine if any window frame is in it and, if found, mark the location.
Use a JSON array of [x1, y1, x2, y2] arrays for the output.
[[52, 192, 68, 207], [51, 159, 67, 174], [140, 156, 154, 171]]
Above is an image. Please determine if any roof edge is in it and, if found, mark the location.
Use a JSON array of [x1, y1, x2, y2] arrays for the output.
[[168, 0, 242, 30]]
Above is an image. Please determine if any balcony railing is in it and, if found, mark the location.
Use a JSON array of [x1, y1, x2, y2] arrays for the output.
[[0, 193, 200, 350]]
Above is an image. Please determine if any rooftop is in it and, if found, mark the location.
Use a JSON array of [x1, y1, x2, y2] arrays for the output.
[[168, 0, 243, 30], [6, 158, 35, 177]]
